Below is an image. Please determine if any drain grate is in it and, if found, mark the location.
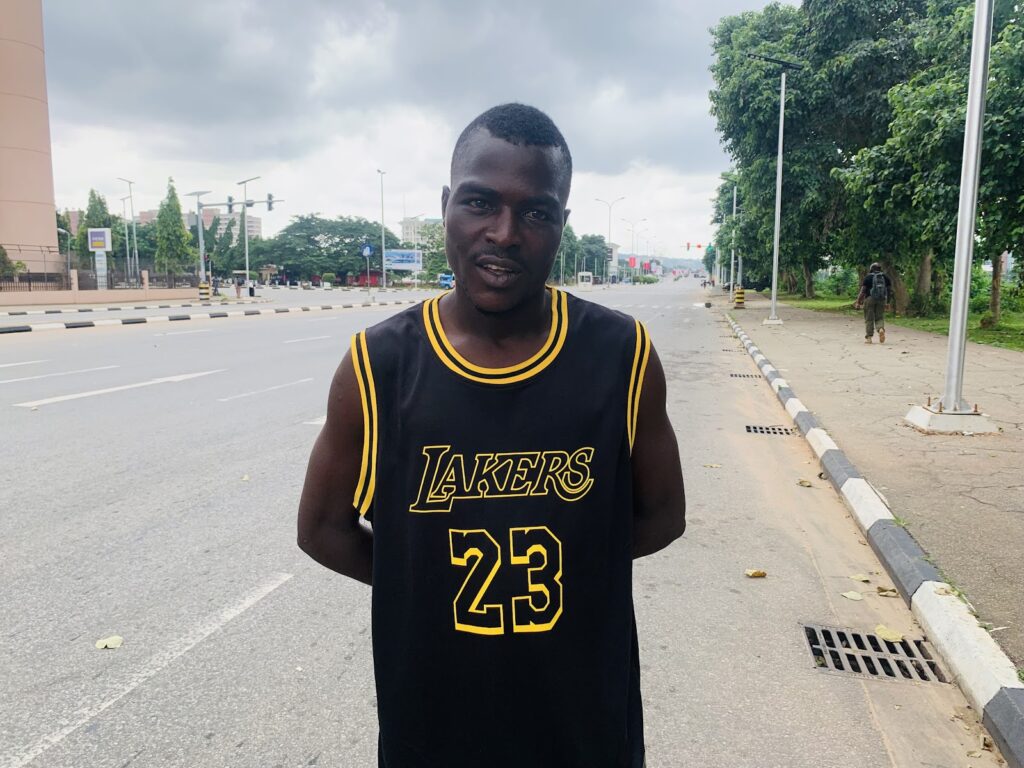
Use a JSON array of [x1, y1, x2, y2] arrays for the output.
[[722, 348, 742, 352], [803, 623, 947, 684], [745, 425, 794, 435], [731, 373, 761, 379]]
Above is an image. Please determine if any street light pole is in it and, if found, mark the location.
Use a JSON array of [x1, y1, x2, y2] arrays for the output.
[[186, 191, 211, 282], [729, 185, 737, 301], [237, 175, 260, 291], [117, 177, 140, 285], [621, 217, 647, 283], [747, 53, 803, 325], [377, 169, 387, 289], [57, 227, 71, 279], [905, 0, 998, 433], [119, 196, 131, 282], [596, 196, 625, 283]]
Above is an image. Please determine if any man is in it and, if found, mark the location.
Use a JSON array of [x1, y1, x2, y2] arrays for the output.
[[855, 262, 893, 344], [297, 103, 686, 768]]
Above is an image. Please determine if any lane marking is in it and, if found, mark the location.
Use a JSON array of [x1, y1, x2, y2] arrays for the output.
[[0, 360, 48, 369], [217, 378, 313, 402], [153, 329, 211, 337], [304, 415, 327, 426], [0, 365, 119, 385], [282, 335, 331, 344], [13, 370, 225, 408], [3, 572, 293, 768]]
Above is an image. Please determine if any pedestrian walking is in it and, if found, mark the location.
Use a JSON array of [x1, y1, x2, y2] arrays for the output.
[[234, 276, 242, 299], [855, 262, 893, 344], [297, 103, 686, 768]]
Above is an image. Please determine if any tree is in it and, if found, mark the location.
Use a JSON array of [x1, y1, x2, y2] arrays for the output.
[[579, 234, 608, 276], [74, 189, 114, 269], [418, 221, 449, 281], [554, 224, 581, 283], [155, 178, 194, 276]]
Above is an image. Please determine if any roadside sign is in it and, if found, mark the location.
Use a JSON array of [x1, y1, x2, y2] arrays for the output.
[[88, 228, 112, 252], [384, 249, 423, 271], [362, 244, 373, 258]]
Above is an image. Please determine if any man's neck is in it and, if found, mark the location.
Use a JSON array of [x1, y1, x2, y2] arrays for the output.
[[438, 287, 552, 367]]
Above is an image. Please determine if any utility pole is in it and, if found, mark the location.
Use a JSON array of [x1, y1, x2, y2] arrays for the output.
[[747, 53, 803, 326], [905, 0, 998, 434], [117, 177, 140, 284], [596, 197, 625, 283], [186, 191, 211, 282], [377, 169, 387, 289], [237, 175, 260, 293], [729, 184, 737, 302]]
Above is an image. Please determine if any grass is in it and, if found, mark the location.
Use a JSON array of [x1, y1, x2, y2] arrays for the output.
[[772, 292, 1024, 352]]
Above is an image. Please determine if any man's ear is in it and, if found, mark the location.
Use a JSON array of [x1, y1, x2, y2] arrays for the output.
[[441, 186, 451, 223], [563, 208, 571, 226]]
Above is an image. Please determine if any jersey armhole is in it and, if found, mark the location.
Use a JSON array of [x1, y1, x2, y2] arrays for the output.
[[350, 331, 378, 517], [626, 320, 652, 454]]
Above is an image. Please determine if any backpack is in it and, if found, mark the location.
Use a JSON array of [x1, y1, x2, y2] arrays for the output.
[[870, 272, 887, 302]]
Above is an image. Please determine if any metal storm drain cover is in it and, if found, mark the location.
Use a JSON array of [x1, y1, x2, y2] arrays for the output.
[[803, 623, 947, 684], [731, 373, 761, 379], [745, 425, 794, 435]]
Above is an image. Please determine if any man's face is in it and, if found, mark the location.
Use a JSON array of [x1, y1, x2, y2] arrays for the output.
[[441, 129, 569, 314]]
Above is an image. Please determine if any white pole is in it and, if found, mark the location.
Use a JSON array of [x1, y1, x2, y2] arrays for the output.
[[729, 185, 737, 301], [941, 0, 995, 413], [378, 169, 387, 290], [120, 197, 131, 281], [196, 200, 206, 282], [767, 70, 787, 324]]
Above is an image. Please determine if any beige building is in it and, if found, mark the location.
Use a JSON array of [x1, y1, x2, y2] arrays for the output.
[[401, 216, 441, 246], [139, 207, 261, 244], [0, 0, 59, 275]]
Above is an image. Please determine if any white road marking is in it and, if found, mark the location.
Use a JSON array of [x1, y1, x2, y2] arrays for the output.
[[0, 365, 119, 385], [217, 378, 313, 402], [153, 329, 211, 337], [2, 572, 293, 768], [283, 335, 331, 344], [0, 360, 48, 369], [304, 415, 327, 426], [13, 370, 225, 408]]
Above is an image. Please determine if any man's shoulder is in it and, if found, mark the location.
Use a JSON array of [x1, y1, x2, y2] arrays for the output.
[[563, 289, 639, 329]]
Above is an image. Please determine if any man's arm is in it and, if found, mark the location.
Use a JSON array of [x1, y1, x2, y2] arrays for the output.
[[855, 279, 868, 308], [296, 350, 373, 585], [631, 344, 686, 558]]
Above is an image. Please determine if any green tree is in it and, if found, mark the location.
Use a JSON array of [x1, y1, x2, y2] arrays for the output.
[[553, 224, 581, 284], [155, 178, 194, 276], [579, 234, 608, 276], [73, 189, 114, 269], [418, 221, 449, 282]]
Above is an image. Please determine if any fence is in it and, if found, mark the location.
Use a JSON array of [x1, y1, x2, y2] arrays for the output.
[[0, 272, 69, 292]]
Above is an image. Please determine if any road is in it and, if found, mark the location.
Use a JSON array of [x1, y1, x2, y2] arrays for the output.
[[0, 280, 1002, 767]]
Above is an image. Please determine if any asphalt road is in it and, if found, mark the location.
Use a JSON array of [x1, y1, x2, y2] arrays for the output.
[[0, 280, 1002, 767]]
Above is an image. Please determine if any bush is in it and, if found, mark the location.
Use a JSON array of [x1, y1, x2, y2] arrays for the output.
[[816, 267, 859, 297], [322, 272, 337, 284]]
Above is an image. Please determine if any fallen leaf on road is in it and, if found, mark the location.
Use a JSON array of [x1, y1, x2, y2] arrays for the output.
[[841, 591, 864, 601], [877, 587, 899, 598], [875, 625, 904, 643], [797, 479, 813, 488], [703, 463, 722, 469], [935, 586, 954, 596], [850, 574, 871, 583], [817, 471, 826, 480], [981, 735, 994, 751], [967, 750, 982, 758], [241, 474, 250, 481], [744, 569, 767, 578], [95, 635, 123, 649]]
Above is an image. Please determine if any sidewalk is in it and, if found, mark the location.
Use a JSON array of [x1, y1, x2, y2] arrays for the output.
[[715, 289, 1024, 668]]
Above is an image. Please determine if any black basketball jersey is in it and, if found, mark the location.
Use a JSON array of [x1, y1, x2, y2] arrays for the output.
[[349, 287, 652, 768]]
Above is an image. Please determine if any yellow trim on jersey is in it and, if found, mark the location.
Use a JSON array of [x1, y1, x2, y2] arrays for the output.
[[422, 287, 569, 385], [350, 331, 378, 516], [627, 320, 651, 453]]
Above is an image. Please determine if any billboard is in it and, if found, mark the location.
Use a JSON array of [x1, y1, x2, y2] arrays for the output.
[[383, 249, 423, 271], [628, 256, 637, 268], [88, 228, 112, 252]]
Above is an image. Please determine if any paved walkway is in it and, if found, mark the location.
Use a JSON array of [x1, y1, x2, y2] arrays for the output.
[[713, 290, 1024, 668]]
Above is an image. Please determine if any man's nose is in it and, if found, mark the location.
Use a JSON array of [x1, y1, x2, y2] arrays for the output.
[[486, 207, 520, 248]]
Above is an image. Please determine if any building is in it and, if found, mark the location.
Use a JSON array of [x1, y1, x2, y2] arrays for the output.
[[138, 208, 262, 244], [401, 216, 442, 246], [0, 0, 59, 276]]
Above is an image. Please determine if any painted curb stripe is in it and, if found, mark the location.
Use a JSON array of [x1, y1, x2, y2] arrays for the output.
[[983, 688, 1024, 768], [865, 520, 942, 607], [726, 311, 1024, 768], [0, 325, 31, 334]]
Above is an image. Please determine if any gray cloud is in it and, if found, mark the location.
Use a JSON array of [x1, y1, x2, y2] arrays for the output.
[[43, 0, 787, 175]]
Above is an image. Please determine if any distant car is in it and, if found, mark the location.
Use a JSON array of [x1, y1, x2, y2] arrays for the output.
[[438, 273, 455, 289]]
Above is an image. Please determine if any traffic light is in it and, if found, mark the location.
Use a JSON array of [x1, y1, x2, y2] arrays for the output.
[[697, 243, 703, 249], [267, 193, 274, 212], [605, 245, 612, 261], [686, 242, 691, 251], [226, 195, 234, 214]]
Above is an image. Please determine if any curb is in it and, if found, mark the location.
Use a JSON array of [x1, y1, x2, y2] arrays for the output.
[[0, 300, 420, 335], [0, 299, 265, 317], [726, 312, 1024, 768]]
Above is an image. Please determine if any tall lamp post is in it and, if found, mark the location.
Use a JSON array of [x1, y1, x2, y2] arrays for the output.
[[119, 196, 132, 282], [747, 53, 803, 325], [237, 175, 260, 291], [377, 169, 387, 289], [596, 196, 625, 283], [117, 177, 140, 285], [186, 190, 211, 282], [621, 217, 647, 282], [905, 0, 998, 434], [56, 227, 71, 280]]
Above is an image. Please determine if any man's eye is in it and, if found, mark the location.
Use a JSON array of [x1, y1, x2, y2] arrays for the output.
[[525, 209, 550, 222], [466, 199, 491, 210]]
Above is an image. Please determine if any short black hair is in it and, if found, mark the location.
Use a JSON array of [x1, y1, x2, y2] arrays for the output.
[[452, 103, 572, 182]]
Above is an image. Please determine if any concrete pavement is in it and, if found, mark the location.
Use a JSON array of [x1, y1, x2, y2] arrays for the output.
[[0, 282, 1008, 766]]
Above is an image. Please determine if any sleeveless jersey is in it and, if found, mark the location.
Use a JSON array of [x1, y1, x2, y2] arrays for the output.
[[349, 287, 652, 768]]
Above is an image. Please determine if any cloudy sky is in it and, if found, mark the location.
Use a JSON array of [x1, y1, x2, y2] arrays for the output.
[[42, 0, 783, 259]]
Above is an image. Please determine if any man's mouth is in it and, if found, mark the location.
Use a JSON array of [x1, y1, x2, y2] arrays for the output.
[[480, 264, 517, 277]]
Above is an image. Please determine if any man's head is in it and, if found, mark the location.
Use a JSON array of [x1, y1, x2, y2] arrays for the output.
[[442, 103, 572, 314], [869, 262, 883, 273]]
